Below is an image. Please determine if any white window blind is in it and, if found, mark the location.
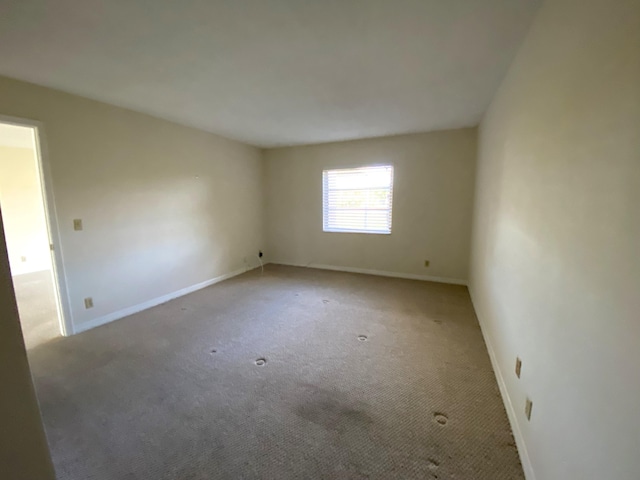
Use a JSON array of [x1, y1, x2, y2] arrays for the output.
[[322, 165, 394, 234]]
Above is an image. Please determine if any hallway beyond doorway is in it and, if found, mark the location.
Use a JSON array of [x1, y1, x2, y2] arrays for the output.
[[13, 270, 59, 348]]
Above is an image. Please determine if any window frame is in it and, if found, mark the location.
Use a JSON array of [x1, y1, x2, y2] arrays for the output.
[[322, 164, 394, 235]]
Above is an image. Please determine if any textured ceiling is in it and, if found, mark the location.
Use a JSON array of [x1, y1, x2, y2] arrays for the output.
[[0, 0, 541, 147]]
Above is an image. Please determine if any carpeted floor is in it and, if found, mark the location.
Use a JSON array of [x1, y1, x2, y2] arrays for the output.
[[13, 269, 61, 349], [27, 265, 523, 479]]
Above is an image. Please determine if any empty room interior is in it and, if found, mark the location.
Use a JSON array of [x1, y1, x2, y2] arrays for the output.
[[0, 0, 638, 479]]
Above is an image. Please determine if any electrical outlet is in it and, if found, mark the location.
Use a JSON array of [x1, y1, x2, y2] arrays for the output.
[[84, 297, 94, 309], [21, 256, 27, 262], [424, 260, 430, 267], [515, 357, 522, 378], [73, 219, 83, 231], [525, 398, 533, 421]]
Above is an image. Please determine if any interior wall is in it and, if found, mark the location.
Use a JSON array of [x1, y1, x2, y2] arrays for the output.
[[264, 129, 477, 282], [0, 212, 56, 479], [0, 75, 265, 333], [0, 144, 52, 275], [469, 0, 640, 479]]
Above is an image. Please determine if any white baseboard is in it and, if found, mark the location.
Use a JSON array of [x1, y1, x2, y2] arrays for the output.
[[270, 261, 467, 286], [74, 267, 247, 335], [468, 287, 536, 480]]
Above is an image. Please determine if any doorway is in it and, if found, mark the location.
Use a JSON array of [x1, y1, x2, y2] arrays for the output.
[[0, 118, 70, 347]]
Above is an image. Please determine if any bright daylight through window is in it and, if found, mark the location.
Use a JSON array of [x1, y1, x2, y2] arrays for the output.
[[322, 165, 394, 234]]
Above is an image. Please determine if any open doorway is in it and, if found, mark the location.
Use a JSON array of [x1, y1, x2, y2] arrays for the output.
[[0, 119, 68, 348]]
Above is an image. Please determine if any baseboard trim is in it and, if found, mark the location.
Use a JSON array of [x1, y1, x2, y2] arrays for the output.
[[74, 267, 247, 335], [468, 287, 536, 480], [270, 262, 467, 286]]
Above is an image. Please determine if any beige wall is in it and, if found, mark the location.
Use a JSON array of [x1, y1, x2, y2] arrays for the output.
[[0, 145, 52, 276], [469, 0, 640, 479], [265, 129, 476, 282], [0, 214, 56, 479], [0, 75, 265, 332]]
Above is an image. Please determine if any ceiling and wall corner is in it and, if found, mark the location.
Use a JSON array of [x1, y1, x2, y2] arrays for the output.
[[0, 0, 541, 147]]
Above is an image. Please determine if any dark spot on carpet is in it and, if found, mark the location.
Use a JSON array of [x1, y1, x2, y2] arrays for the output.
[[358, 335, 368, 342], [323, 299, 329, 304], [255, 358, 267, 366], [297, 399, 373, 432], [210, 349, 217, 354], [294, 385, 374, 433]]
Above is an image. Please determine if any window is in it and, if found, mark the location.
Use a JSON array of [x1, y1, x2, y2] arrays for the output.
[[322, 165, 394, 234]]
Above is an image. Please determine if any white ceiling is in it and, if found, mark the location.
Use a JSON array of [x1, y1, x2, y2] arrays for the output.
[[0, 0, 541, 147]]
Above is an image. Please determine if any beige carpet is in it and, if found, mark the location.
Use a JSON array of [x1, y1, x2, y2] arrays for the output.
[[27, 264, 523, 479]]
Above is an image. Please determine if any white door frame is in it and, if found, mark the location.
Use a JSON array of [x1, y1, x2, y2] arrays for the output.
[[0, 114, 74, 336]]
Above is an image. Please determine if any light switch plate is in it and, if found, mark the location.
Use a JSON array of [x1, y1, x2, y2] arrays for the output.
[[73, 219, 83, 231], [515, 357, 522, 378], [525, 398, 533, 421], [84, 297, 94, 309]]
